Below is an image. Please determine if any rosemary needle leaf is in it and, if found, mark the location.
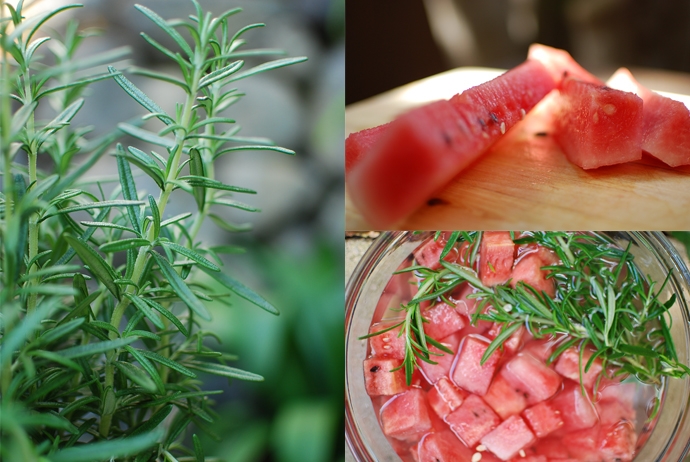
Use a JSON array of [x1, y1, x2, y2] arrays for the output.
[[193, 434, 205, 462], [114, 361, 158, 393], [137, 349, 196, 378], [141, 297, 189, 337], [49, 429, 165, 462], [57, 337, 137, 359], [186, 360, 264, 381], [199, 266, 279, 315], [149, 250, 212, 321], [160, 241, 220, 272], [125, 294, 165, 329], [108, 67, 174, 126], [227, 56, 307, 82], [198, 60, 244, 89], [64, 235, 120, 299], [134, 4, 194, 58], [100, 238, 150, 253]]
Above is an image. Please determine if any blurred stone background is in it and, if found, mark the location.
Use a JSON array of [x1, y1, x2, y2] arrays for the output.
[[347, 0, 690, 104], [26, 0, 345, 460]]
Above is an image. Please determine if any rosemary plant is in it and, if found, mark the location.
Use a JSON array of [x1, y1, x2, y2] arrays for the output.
[[364, 231, 690, 387], [0, 1, 305, 461]]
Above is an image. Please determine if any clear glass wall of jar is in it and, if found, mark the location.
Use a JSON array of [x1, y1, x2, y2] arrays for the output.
[[345, 232, 690, 462]]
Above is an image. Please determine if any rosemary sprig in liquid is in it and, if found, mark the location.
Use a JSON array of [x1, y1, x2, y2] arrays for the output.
[[364, 231, 690, 386]]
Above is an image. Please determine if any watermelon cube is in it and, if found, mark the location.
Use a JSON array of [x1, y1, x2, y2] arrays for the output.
[[422, 302, 466, 341], [486, 323, 526, 355], [596, 398, 636, 427], [607, 67, 690, 167], [346, 59, 555, 228], [414, 430, 474, 462], [554, 77, 643, 169], [380, 388, 433, 441], [550, 381, 598, 432], [596, 380, 637, 414], [368, 321, 406, 360], [451, 335, 502, 396], [427, 376, 468, 418], [510, 253, 555, 298], [363, 357, 407, 396], [420, 334, 460, 384], [479, 232, 515, 286], [483, 374, 528, 419], [453, 283, 480, 316], [599, 422, 637, 462], [480, 415, 536, 461], [527, 43, 603, 87], [554, 346, 602, 389], [523, 401, 563, 438], [501, 353, 562, 404], [413, 236, 459, 270], [520, 338, 556, 363], [561, 425, 601, 460], [446, 394, 500, 447]]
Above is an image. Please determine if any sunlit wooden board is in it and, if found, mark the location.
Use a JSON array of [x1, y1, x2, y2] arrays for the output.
[[345, 67, 690, 230]]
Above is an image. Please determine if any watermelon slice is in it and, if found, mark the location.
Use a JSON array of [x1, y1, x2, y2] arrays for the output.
[[346, 59, 556, 228], [527, 43, 603, 87], [413, 235, 459, 270], [345, 123, 391, 173], [554, 77, 643, 169], [607, 67, 690, 166]]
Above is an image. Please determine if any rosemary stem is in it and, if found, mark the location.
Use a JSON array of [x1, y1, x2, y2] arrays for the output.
[[100, 69, 200, 438], [1, 15, 14, 396]]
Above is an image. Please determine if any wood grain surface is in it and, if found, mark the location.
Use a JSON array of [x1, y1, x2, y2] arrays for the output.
[[345, 67, 690, 230]]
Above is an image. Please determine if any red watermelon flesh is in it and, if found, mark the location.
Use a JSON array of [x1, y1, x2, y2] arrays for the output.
[[607, 67, 690, 167], [480, 415, 536, 461], [510, 253, 555, 298], [380, 388, 433, 441], [479, 231, 516, 287], [428, 376, 468, 418], [347, 60, 555, 228], [414, 430, 474, 462], [527, 43, 603, 87], [345, 123, 390, 173], [446, 394, 501, 447], [451, 335, 502, 396], [419, 334, 460, 384], [554, 77, 643, 169], [363, 357, 408, 396], [422, 302, 466, 341]]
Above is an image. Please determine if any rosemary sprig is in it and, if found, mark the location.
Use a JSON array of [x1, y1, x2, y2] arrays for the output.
[[365, 232, 690, 386]]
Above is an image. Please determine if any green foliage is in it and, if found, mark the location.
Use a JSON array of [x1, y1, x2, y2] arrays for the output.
[[0, 1, 305, 460]]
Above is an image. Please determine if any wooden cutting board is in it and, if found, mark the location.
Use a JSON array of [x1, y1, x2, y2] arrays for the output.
[[345, 67, 690, 230]]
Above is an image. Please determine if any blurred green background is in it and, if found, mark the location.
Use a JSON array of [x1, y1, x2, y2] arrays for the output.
[[29, 0, 345, 460]]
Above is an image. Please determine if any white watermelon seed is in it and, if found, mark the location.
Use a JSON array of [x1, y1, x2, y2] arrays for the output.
[[472, 452, 482, 462], [500, 122, 506, 134]]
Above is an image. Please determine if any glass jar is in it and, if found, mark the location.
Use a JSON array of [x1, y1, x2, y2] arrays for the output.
[[345, 232, 690, 461]]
